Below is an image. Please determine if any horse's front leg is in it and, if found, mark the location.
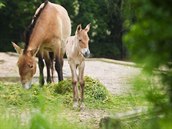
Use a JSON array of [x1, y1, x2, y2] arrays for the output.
[[69, 62, 79, 109], [49, 52, 54, 82], [38, 54, 45, 86], [78, 61, 85, 109], [44, 52, 52, 83]]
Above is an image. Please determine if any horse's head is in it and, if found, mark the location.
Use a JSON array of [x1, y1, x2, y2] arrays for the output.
[[12, 42, 36, 89], [75, 23, 91, 57]]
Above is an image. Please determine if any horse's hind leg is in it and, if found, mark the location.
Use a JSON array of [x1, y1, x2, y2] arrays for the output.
[[53, 35, 64, 82], [38, 54, 45, 86], [55, 52, 63, 82], [55, 56, 63, 81]]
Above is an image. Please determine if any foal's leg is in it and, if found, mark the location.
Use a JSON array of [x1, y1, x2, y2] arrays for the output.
[[69, 62, 79, 109], [38, 54, 45, 86], [78, 61, 85, 109]]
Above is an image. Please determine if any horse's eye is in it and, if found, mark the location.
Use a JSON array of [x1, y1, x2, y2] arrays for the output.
[[79, 39, 82, 42]]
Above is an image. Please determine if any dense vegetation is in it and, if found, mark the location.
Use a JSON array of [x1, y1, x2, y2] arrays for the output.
[[0, 0, 131, 59], [0, 0, 172, 128], [124, 0, 172, 128], [0, 77, 145, 129]]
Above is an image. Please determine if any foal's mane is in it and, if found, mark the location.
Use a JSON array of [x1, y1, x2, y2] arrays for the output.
[[24, 0, 48, 53]]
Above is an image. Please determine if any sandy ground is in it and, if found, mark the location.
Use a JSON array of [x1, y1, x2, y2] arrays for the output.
[[0, 52, 140, 95]]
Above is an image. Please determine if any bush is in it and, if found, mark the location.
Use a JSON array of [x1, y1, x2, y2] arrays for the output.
[[55, 76, 112, 108]]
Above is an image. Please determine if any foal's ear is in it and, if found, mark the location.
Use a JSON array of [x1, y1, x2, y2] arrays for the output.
[[75, 24, 82, 35], [12, 42, 23, 54], [85, 23, 91, 32]]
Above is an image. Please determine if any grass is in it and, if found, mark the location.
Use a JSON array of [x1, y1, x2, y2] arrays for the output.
[[0, 76, 148, 129]]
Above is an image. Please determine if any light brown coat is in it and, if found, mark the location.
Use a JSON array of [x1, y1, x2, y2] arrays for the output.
[[66, 24, 90, 109], [13, 1, 71, 89]]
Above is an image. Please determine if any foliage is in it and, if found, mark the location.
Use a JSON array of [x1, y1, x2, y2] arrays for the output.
[[124, 0, 172, 128], [0, 0, 42, 51], [0, 76, 147, 128], [0, 0, 130, 59], [124, 0, 172, 69], [0, 82, 54, 107], [0, 76, 143, 110], [0, 116, 27, 129], [55, 76, 112, 108], [0, 0, 5, 8], [130, 73, 172, 129], [0, 3, 4, 9]]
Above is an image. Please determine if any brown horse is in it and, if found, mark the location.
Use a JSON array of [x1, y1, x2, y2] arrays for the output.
[[12, 1, 71, 89], [66, 24, 91, 109], [12, 42, 54, 85]]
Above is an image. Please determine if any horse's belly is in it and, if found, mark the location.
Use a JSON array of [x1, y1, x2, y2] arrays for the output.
[[74, 59, 81, 65], [44, 47, 53, 51], [41, 40, 59, 52], [73, 56, 84, 66]]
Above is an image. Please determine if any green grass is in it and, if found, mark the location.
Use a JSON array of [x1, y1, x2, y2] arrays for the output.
[[0, 76, 147, 129]]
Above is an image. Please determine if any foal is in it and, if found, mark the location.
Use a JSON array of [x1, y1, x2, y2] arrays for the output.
[[66, 24, 91, 109]]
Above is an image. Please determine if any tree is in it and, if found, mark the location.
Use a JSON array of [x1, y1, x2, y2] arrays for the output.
[[0, 0, 42, 51], [0, 0, 130, 60], [124, 0, 172, 128], [106, 0, 125, 59]]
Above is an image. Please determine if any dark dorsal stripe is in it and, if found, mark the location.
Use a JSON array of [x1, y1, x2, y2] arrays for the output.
[[24, 0, 48, 53]]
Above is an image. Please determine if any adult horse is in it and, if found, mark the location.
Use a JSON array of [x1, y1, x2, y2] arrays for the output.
[[12, 42, 54, 86], [12, 0, 71, 89]]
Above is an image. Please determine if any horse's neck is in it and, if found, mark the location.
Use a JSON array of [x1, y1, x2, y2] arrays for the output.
[[72, 36, 80, 55], [27, 26, 45, 52]]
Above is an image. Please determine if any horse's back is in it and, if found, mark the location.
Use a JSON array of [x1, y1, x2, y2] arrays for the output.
[[47, 2, 71, 40], [35, 2, 71, 40], [35, 2, 71, 52]]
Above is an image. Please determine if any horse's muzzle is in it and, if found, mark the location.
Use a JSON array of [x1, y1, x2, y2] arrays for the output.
[[84, 51, 91, 57], [22, 81, 32, 89], [81, 48, 90, 58]]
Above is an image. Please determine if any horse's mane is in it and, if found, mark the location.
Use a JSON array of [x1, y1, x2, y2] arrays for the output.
[[24, 0, 48, 53]]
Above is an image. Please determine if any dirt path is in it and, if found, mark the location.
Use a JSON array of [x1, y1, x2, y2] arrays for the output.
[[0, 52, 140, 95]]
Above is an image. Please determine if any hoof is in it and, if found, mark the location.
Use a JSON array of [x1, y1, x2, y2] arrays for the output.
[[80, 102, 85, 110], [73, 101, 79, 110]]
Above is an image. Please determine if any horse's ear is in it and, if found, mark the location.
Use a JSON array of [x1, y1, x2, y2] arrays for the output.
[[12, 42, 23, 54], [85, 23, 91, 32], [75, 24, 82, 35], [27, 49, 37, 57]]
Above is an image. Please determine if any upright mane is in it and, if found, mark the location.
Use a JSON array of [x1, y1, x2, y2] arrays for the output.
[[24, 0, 48, 53]]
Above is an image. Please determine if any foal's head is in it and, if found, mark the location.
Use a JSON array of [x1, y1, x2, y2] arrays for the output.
[[12, 42, 36, 89], [75, 23, 91, 57]]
